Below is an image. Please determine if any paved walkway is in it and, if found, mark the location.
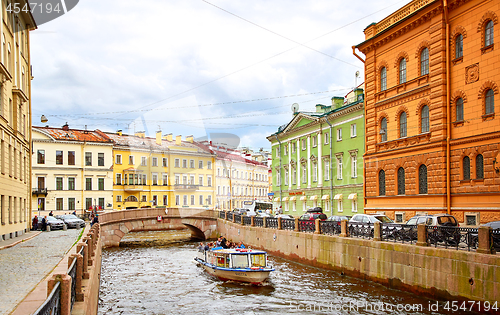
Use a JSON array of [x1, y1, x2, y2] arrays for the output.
[[0, 228, 83, 315]]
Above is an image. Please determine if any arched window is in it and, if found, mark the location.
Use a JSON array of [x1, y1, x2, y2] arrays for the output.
[[476, 154, 484, 179], [379, 170, 386, 196], [463, 156, 470, 180], [399, 112, 407, 138], [380, 67, 387, 91], [455, 34, 463, 59], [420, 48, 429, 76], [421, 105, 429, 133], [380, 117, 387, 142], [485, 89, 494, 115], [399, 59, 406, 84], [397, 167, 405, 195], [125, 195, 138, 202], [418, 164, 427, 194], [485, 20, 494, 47], [456, 98, 464, 121]]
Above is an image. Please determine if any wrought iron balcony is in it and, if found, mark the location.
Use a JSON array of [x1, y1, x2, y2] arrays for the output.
[[173, 184, 199, 190], [123, 184, 143, 192], [32, 188, 48, 195]]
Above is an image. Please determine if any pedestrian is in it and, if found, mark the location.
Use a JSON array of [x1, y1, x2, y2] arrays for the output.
[[72, 211, 76, 215], [49, 211, 53, 216], [32, 216, 38, 231], [41, 216, 47, 231], [91, 214, 99, 226]]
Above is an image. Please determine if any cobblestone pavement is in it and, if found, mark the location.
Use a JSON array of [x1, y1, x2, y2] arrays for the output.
[[0, 228, 83, 315]]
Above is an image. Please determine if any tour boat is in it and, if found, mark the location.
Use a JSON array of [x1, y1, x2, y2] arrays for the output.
[[194, 247, 274, 285]]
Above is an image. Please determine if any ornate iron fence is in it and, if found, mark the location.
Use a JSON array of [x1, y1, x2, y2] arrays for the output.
[[32, 281, 61, 315], [226, 212, 233, 221], [349, 222, 374, 239], [427, 226, 477, 251], [242, 216, 251, 226], [281, 218, 295, 230], [298, 219, 315, 233], [234, 214, 242, 224], [381, 224, 418, 244], [68, 257, 77, 310], [320, 221, 341, 235], [219, 211, 226, 219], [492, 229, 500, 252], [266, 217, 278, 229], [254, 216, 264, 227]]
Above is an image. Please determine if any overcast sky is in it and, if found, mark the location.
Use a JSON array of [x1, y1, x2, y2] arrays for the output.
[[30, 0, 411, 151]]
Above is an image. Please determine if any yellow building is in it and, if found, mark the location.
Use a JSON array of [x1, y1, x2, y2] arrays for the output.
[[0, 2, 36, 241], [106, 131, 215, 210]]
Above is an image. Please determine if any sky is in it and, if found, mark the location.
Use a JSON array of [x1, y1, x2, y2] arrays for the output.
[[30, 0, 412, 151]]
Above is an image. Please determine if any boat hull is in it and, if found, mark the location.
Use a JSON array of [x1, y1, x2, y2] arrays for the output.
[[195, 258, 272, 285]]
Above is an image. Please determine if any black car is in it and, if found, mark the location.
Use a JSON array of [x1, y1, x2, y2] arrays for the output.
[[60, 214, 86, 228]]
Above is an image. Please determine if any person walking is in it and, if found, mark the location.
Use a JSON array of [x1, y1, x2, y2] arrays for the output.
[[41, 216, 47, 231], [32, 216, 38, 231]]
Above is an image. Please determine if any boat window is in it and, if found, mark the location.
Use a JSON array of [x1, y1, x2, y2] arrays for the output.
[[251, 254, 266, 267], [232, 254, 249, 268], [217, 256, 227, 267]]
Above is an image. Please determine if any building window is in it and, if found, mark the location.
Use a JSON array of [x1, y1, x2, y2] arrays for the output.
[[337, 199, 343, 213], [162, 158, 168, 167], [175, 195, 180, 206], [312, 163, 317, 182], [207, 176, 212, 187], [455, 34, 463, 59], [163, 174, 168, 186], [116, 154, 122, 164], [302, 167, 306, 184], [456, 98, 464, 121], [292, 142, 297, 153], [463, 156, 470, 180], [208, 195, 212, 205], [56, 198, 63, 211], [152, 174, 158, 185], [420, 48, 429, 76], [199, 160, 203, 169], [276, 169, 281, 186], [379, 170, 385, 196], [98, 153, 104, 166], [419, 165, 428, 194], [163, 195, 168, 206], [397, 167, 405, 195], [337, 156, 343, 180], [175, 158, 180, 168], [142, 195, 147, 202], [152, 157, 158, 167], [116, 174, 122, 185], [199, 176, 203, 186], [141, 156, 147, 166], [399, 58, 406, 84], [129, 155, 134, 165], [37, 150, 45, 164], [199, 195, 203, 205], [485, 20, 494, 47], [312, 135, 317, 147], [476, 154, 484, 179], [67, 151, 75, 165], [98, 178, 104, 190], [380, 67, 387, 91], [324, 161, 329, 181], [421, 105, 429, 133], [301, 139, 306, 150], [485, 89, 494, 115], [85, 152, 92, 166], [85, 178, 92, 191], [117, 195, 122, 202], [68, 198, 75, 211], [85, 198, 92, 210], [68, 178, 75, 190], [351, 154, 357, 178], [324, 132, 329, 144], [191, 195, 195, 205], [292, 168, 297, 184], [207, 161, 212, 169], [380, 117, 387, 142], [284, 145, 288, 156], [56, 177, 63, 190], [190, 159, 195, 168], [399, 112, 407, 138], [56, 151, 63, 165], [350, 124, 357, 138], [99, 198, 105, 209], [337, 128, 342, 141]]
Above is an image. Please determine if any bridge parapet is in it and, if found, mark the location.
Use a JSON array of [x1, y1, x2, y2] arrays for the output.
[[99, 208, 218, 247]]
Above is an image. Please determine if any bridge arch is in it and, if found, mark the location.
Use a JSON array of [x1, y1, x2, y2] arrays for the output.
[[99, 208, 218, 247]]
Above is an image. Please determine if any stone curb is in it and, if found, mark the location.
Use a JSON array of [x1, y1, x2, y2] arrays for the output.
[[0, 231, 42, 251]]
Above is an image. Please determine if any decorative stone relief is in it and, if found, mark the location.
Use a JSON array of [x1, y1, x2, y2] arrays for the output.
[[465, 63, 479, 84]]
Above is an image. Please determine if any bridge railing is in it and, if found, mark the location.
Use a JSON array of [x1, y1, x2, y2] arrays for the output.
[[216, 211, 498, 254]]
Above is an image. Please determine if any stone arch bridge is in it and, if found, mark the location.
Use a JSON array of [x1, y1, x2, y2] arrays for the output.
[[99, 208, 218, 247]]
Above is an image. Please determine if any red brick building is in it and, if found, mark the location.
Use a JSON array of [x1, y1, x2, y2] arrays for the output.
[[356, 0, 500, 225]]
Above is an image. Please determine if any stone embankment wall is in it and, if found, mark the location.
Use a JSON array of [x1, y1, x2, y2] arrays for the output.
[[217, 219, 499, 304]]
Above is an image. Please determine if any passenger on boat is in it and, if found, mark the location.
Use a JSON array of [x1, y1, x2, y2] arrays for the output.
[[238, 242, 245, 249], [198, 242, 204, 251], [221, 237, 228, 249]]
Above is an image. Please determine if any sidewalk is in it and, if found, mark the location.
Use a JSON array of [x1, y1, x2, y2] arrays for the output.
[[0, 228, 83, 315]]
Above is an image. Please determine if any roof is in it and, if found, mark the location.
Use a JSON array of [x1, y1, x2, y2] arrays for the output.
[[211, 148, 268, 167], [33, 126, 113, 143]]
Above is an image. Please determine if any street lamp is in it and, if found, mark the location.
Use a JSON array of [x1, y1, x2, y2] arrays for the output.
[[41, 115, 48, 123]]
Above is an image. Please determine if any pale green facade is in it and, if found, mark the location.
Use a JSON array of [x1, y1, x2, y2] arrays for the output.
[[267, 89, 365, 217]]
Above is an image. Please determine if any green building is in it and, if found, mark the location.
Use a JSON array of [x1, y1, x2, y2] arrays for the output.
[[267, 88, 365, 217]]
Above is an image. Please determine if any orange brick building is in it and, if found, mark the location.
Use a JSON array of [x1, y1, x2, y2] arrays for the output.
[[355, 0, 500, 225]]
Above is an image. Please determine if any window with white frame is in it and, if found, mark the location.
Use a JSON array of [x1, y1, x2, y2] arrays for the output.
[[312, 135, 317, 147], [292, 168, 297, 185], [116, 154, 122, 164], [191, 195, 195, 205], [199, 195, 203, 205], [190, 159, 195, 168], [292, 201, 296, 212], [301, 139, 306, 150], [175, 175, 180, 185], [325, 200, 330, 212], [337, 128, 342, 141], [175, 195, 180, 205], [338, 199, 343, 212], [175, 158, 180, 167], [199, 160, 203, 169], [129, 155, 134, 165], [284, 169, 289, 185], [116, 174, 122, 185], [276, 169, 281, 186], [324, 160, 330, 180], [207, 161, 212, 169], [182, 175, 187, 184], [303, 201, 307, 211], [190, 175, 195, 185], [116, 195, 122, 202], [302, 166, 307, 183], [351, 124, 357, 137], [337, 156, 343, 180], [162, 158, 168, 167], [183, 195, 188, 206], [163, 174, 168, 185], [207, 195, 212, 205], [351, 153, 357, 178], [207, 176, 212, 187], [199, 175, 203, 186], [312, 162, 317, 182], [292, 142, 296, 153], [141, 156, 147, 166], [324, 132, 329, 144], [352, 199, 358, 213], [152, 157, 158, 167], [182, 159, 187, 168], [284, 145, 288, 156]]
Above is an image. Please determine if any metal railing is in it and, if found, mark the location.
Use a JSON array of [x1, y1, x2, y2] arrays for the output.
[[298, 219, 315, 233], [427, 226, 477, 251], [320, 221, 342, 235], [348, 222, 374, 239], [254, 216, 264, 227], [492, 229, 500, 251], [32, 282, 61, 315], [281, 218, 295, 230], [242, 216, 251, 226], [226, 212, 233, 221], [381, 224, 418, 244], [234, 214, 241, 224], [68, 257, 77, 310], [266, 217, 278, 229], [219, 211, 226, 219]]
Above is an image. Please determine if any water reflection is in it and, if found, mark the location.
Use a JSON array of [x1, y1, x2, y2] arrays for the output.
[[99, 230, 476, 315]]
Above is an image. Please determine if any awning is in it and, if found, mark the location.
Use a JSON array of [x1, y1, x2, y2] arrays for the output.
[[321, 195, 329, 200], [289, 196, 297, 201], [348, 193, 357, 200], [273, 197, 280, 202], [282, 197, 289, 201], [334, 194, 343, 200], [300, 196, 307, 201], [310, 195, 318, 200]]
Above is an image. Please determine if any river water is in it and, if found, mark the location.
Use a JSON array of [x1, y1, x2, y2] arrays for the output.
[[99, 230, 478, 315]]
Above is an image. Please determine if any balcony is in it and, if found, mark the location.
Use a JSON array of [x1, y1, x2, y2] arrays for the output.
[[174, 184, 199, 190], [123, 184, 144, 192], [32, 188, 48, 195]]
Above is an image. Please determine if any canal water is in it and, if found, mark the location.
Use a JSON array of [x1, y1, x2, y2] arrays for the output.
[[99, 230, 477, 315]]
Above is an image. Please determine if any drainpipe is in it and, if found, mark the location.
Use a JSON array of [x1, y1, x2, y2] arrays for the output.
[[324, 118, 334, 215], [352, 46, 365, 63], [275, 135, 282, 210], [353, 46, 366, 212], [443, 0, 451, 215]]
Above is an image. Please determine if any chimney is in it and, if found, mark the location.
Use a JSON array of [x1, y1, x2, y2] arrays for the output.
[[164, 133, 173, 141], [135, 131, 145, 138], [186, 135, 194, 143], [62, 122, 69, 131], [156, 130, 162, 145], [176, 135, 182, 145], [117, 130, 122, 136]]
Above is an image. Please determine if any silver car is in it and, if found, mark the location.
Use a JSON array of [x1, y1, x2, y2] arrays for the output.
[[60, 214, 86, 228]]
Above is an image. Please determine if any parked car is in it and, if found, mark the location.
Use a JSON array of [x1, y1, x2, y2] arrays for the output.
[[349, 214, 395, 238], [326, 215, 349, 222], [349, 214, 394, 224], [275, 214, 294, 219], [469, 221, 500, 251], [408, 214, 461, 246], [60, 214, 86, 228], [39, 216, 65, 230], [299, 207, 327, 221], [406, 214, 459, 227]]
